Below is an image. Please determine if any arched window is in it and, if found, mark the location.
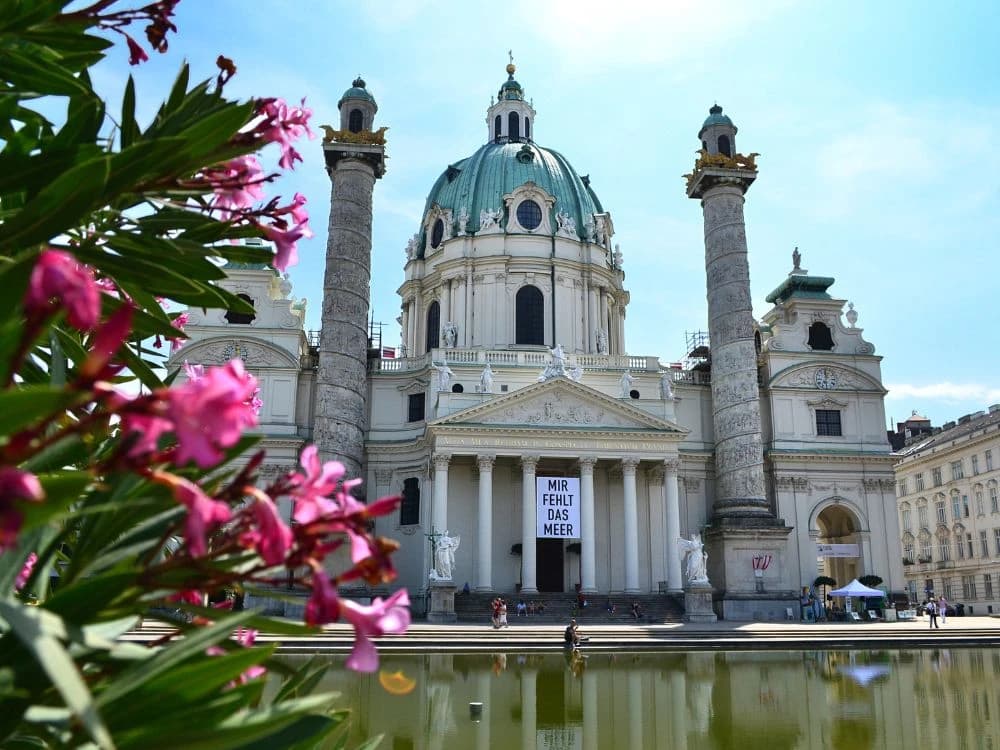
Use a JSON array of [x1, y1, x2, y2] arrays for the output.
[[426, 301, 440, 352], [717, 134, 732, 157], [524, 117, 530, 140], [508, 111, 520, 141], [494, 114, 502, 141], [807, 322, 834, 350], [516, 199, 542, 230], [430, 218, 444, 248], [224, 293, 255, 325], [754, 329, 762, 354], [400, 477, 420, 525], [451, 383, 464, 393], [515, 285, 544, 345], [348, 108, 363, 133]]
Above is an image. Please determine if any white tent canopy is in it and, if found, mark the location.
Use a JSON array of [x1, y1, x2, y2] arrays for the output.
[[829, 579, 886, 598]]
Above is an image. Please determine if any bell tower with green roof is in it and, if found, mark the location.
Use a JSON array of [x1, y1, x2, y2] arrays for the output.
[[486, 55, 536, 143]]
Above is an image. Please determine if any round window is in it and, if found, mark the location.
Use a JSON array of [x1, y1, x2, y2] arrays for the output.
[[516, 199, 542, 230], [430, 218, 444, 248]]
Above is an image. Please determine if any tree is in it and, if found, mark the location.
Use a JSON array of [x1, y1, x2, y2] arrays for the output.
[[0, 3, 404, 747]]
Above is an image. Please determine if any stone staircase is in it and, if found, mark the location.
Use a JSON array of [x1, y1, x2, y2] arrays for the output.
[[453, 592, 685, 624]]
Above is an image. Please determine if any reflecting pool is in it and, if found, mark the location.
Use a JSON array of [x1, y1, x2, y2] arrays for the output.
[[284, 648, 1000, 749]]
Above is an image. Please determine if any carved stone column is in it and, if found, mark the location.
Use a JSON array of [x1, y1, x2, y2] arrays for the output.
[[440, 281, 451, 338], [315, 151, 382, 480], [399, 301, 410, 357], [622, 456, 640, 593], [520, 455, 539, 594], [664, 459, 683, 592], [476, 454, 495, 592], [579, 457, 598, 594], [688, 169, 771, 524], [432, 453, 451, 536], [520, 668, 538, 750]]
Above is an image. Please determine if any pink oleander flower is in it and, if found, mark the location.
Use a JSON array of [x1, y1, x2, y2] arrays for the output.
[[124, 33, 148, 65], [15, 552, 38, 591], [183, 361, 205, 381], [242, 492, 293, 566], [249, 387, 263, 416], [287, 192, 313, 238], [0, 468, 45, 551], [120, 411, 174, 458], [205, 156, 266, 219], [24, 249, 101, 331], [79, 304, 134, 381], [167, 359, 259, 468], [261, 221, 304, 273], [290, 446, 347, 524], [168, 589, 205, 606], [305, 568, 340, 626], [169, 312, 189, 351], [171, 478, 232, 557], [339, 589, 411, 672], [207, 628, 266, 685], [257, 98, 313, 170]]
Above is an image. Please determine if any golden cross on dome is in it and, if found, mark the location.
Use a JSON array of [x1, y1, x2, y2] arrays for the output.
[[508, 50, 513, 65]]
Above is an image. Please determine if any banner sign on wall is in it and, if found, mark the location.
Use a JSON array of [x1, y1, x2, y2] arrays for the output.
[[817, 543, 859, 558], [536, 477, 581, 538]]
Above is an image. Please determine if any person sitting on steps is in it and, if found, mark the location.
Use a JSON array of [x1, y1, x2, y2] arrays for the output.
[[564, 619, 581, 648], [516, 599, 527, 616], [630, 601, 643, 620]]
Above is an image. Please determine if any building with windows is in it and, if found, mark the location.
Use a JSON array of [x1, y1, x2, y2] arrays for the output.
[[171, 66, 903, 619], [895, 406, 1000, 612]]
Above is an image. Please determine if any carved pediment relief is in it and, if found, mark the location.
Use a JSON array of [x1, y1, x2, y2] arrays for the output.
[[431, 378, 684, 433], [771, 363, 885, 392], [172, 337, 299, 369]]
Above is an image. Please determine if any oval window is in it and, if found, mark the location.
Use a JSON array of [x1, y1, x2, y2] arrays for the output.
[[516, 199, 542, 230], [430, 218, 444, 248]]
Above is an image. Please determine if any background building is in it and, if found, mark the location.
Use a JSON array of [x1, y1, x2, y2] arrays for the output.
[[171, 67, 904, 619], [894, 406, 1000, 612]]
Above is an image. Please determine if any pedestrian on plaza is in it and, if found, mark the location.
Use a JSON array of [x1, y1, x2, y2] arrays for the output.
[[491, 597, 501, 629], [938, 595, 948, 624], [927, 596, 939, 629], [498, 598, 509, 628]]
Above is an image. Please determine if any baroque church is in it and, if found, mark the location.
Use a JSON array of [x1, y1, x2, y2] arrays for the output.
[[172, 65, 904, 620]]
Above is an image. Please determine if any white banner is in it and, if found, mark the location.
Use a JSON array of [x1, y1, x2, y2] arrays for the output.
[[536, 477, 581, 538], [817, 543, 859, 558]]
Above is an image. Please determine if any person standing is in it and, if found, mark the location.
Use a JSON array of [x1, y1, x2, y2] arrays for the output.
[[927, 596, 939, 629], [491, 597, 501, 629], [938, 595, 948, 624], [498, 598, 509, 628]]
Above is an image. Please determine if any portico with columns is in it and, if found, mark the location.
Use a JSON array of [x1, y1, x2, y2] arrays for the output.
[[420, 377, 687, 595]]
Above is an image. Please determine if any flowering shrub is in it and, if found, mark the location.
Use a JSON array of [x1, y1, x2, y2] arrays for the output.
[[0, 2, 405, 747]]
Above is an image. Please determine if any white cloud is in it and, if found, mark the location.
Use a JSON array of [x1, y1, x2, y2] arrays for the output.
[[886, 382, 1000, 405]]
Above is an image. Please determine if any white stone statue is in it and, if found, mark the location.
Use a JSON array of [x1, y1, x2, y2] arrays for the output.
[[613, 243, 623, 270], [583, 215, 596, 242], [479, 363, 495, 393], [457, 206, 469, 235], [537, 343, 569, 382], [594, 215, 608, 246], [677, 533, 710, 586], [659, 370, 675, 400], [619, 369, 635, 398], [405, 233, 419, 260], [442, 321, 458, 348], [596, 329, 608, 355], [430, 531, 460, 580], [555, 210, 576, 237], [479, 208, 502, 232], [432, 361, 454, 392], [568, 365, 584, 383]]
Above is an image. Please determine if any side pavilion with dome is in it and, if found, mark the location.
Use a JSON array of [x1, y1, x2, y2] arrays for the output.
[[171, 64, 904, 620]]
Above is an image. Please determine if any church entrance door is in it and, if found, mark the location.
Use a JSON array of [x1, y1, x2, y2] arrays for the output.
[[536, 539, 564, 592]]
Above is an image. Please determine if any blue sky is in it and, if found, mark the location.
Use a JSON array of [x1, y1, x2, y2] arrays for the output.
[[96, 0, 1000, 428]]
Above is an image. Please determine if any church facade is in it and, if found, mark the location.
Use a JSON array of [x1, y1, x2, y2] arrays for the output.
[[171, 66, 903, 620]]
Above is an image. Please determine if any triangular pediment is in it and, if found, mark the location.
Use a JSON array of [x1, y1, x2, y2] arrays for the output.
[[430, 377, 686, 433]]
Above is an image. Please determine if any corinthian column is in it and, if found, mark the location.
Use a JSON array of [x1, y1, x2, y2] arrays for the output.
[[476, 454, 495, 591], [432, 453, 451, 536], [664, 459, 682, 592], [520, 455, 539, 594], [621, 457, 640, 593], [579, 457, 597, 594]]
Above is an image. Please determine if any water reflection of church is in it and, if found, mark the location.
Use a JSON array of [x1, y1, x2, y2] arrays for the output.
[[173, 64, 904, 618], [304, 648, 995, 749]]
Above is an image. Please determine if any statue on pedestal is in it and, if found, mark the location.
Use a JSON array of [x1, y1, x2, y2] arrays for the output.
[[442, 321, 458, 348], [677, 533, 710, 586], [429, 531, 460, 581], [457, 206, 470, 235], [659, 370, 675, 400], [619, 369, 635, 398], [596, 329, 608, 355], [432, 361, 454, 392], [479, 363, 495, 393]]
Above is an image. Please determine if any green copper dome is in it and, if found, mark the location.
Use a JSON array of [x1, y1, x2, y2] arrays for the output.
[[419, 141, 604, 254], [699, 104, 735, 136], [338, 76, 376, 108]]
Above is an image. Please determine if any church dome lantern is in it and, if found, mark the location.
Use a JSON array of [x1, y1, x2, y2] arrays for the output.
[[487, 57, 536, 143], [338, 76, 378, 133], [698, 103, 737, 157]]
